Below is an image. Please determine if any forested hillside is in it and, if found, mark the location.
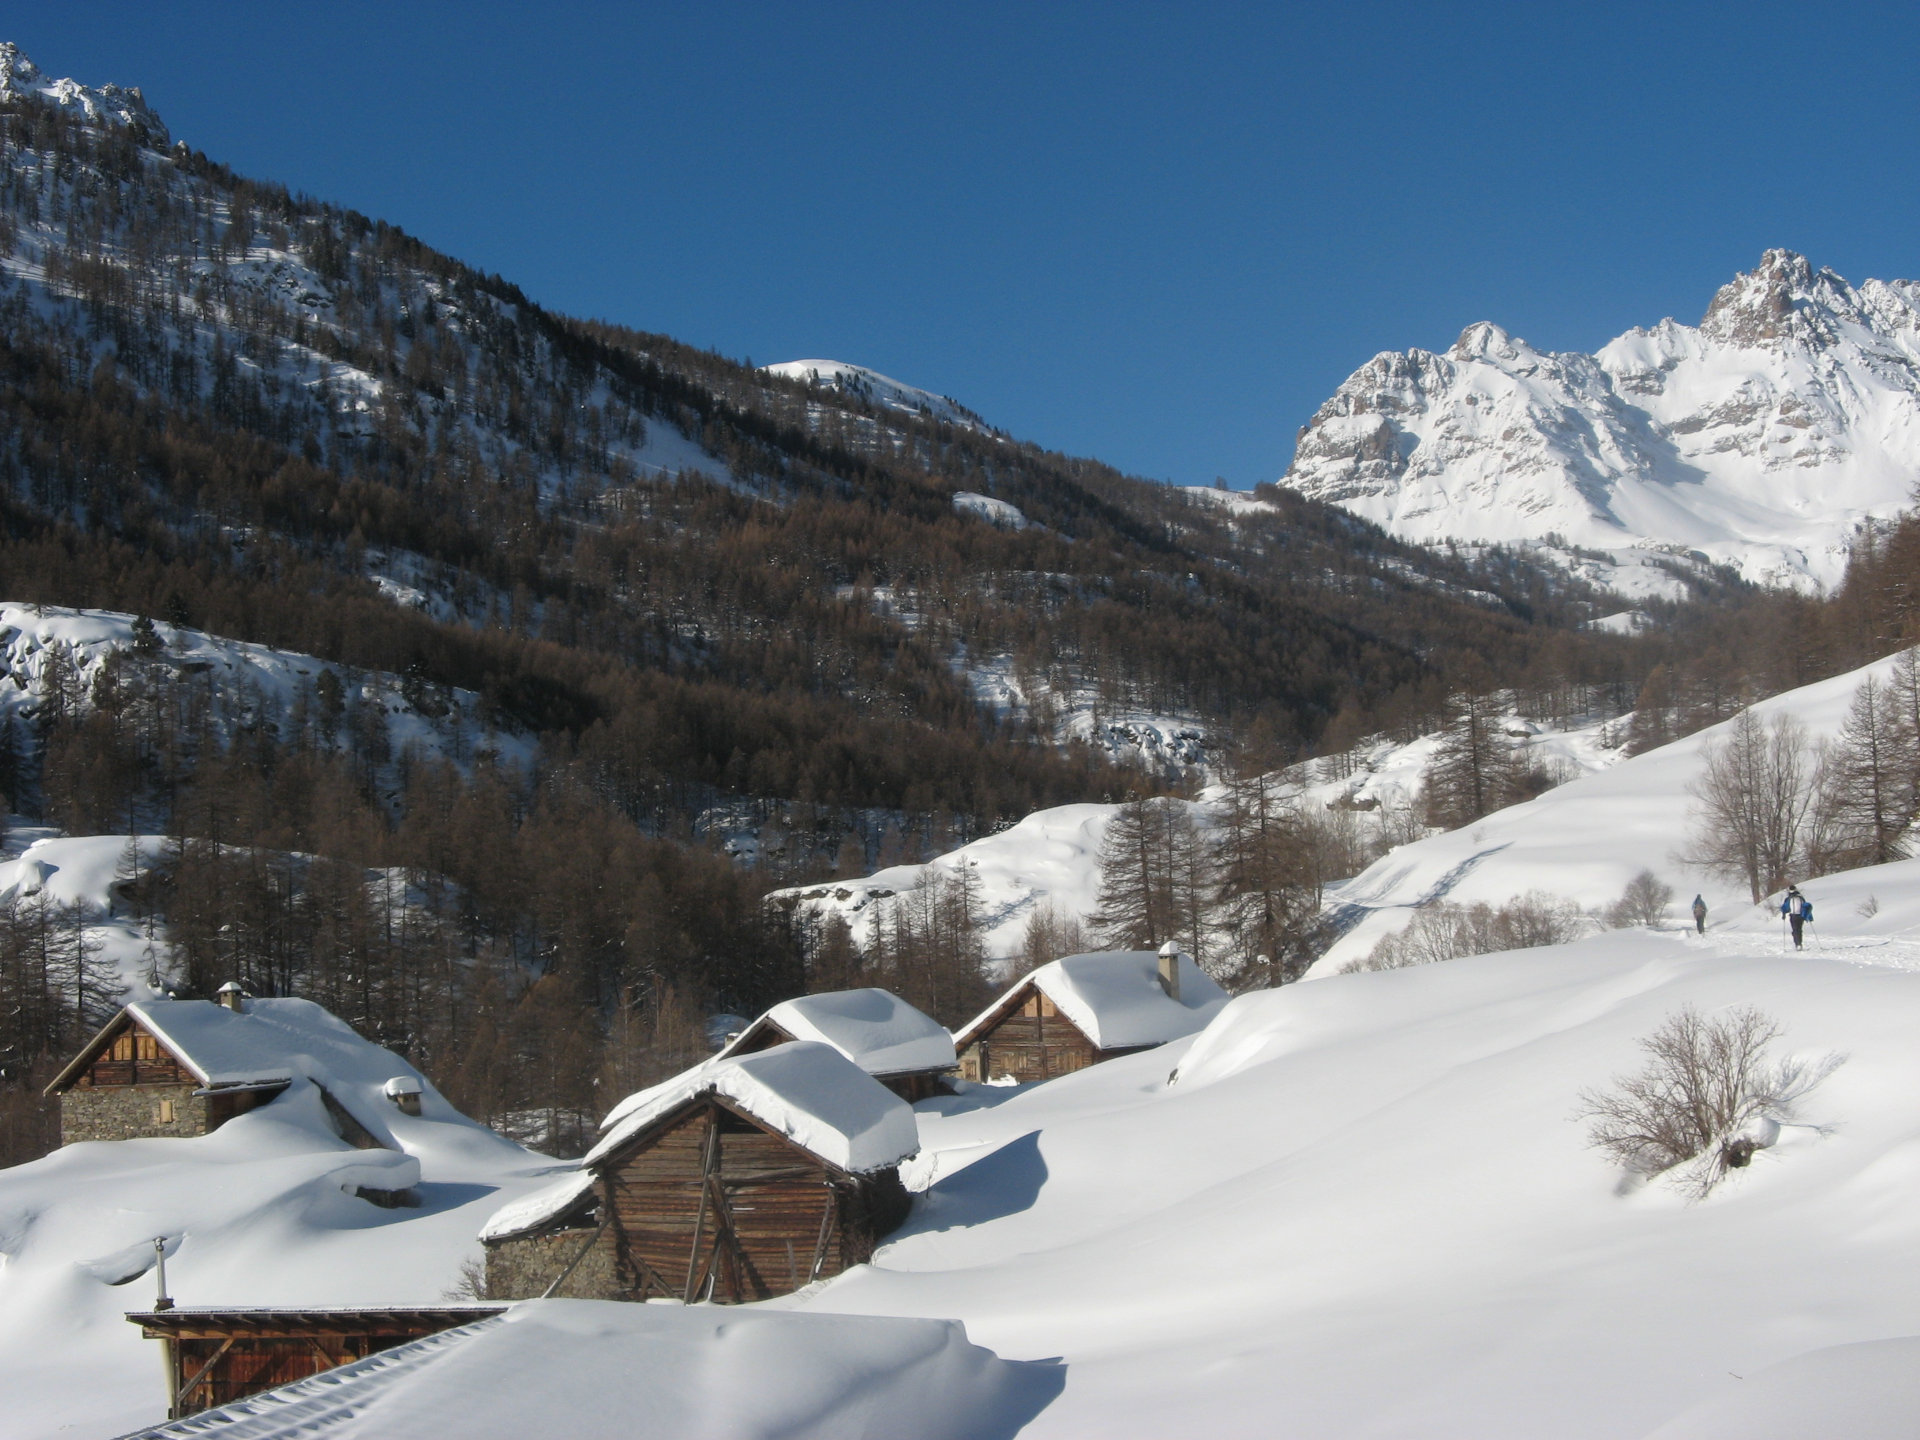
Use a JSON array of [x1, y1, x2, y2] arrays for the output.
[[0, 47, 1891, 1161]]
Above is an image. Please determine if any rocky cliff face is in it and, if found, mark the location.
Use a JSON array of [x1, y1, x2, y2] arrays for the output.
[[1282, 250, 1920, 590]]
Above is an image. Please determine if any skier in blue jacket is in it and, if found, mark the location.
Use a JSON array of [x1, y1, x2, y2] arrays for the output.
[[1780, 885, 1810, 949]]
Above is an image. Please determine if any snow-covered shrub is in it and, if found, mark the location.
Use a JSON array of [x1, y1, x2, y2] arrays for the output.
[[1605, 869, 1674, 928], [1346, 890, 1585, 971], [1576, 1004, 1840, 1198]]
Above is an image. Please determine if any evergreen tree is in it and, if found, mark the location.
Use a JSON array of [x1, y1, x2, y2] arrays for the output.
[[1423, 691, 1516, 830]]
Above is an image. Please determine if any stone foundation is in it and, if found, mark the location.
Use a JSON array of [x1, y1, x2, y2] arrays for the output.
[[60, 1084, 208, 1145], [483, 1227, 623, 1301]]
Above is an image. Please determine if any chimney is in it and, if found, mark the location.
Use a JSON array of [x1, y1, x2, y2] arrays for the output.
[[1156, 942, 1181, 1002], [215, 981, 245, 1013], [384, 1075, 424, 1116]]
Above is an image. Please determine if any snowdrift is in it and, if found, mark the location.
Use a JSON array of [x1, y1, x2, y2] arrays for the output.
[[118, 1300, 1061, 1440], [808, 929, 1920, 1438]]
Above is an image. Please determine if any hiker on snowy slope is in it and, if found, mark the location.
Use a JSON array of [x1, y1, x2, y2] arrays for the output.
[[1781, 885, 1811, 950], [1691, 894, 1707, 934]]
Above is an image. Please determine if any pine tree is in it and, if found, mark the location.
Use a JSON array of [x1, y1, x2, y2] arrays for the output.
[[1812, 674, 1914, 869], [1423, 692, 1516, 830], [1213, 772, 1321, 988], [1093, 795, 1204, 951]]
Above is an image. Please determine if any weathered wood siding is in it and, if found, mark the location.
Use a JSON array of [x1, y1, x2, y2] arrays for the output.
[[171, 1334, 375, 1414], [75, 1024, 195, 1088], [603, 1099, 907, 1304], [962, 991, 1098, 1083]]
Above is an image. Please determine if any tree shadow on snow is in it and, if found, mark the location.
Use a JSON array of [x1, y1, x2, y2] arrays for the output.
[[901, 1130, 1048, 1237]]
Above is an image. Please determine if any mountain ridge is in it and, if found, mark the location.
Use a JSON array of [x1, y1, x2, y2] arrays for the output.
[[1282, 248, 1920, 591]]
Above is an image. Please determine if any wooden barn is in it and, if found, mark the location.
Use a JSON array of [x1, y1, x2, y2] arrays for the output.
[[45, 986, 437, 1158], [127, 1305, 503, 1417], [954, 945, 1228, 1083], [716, 987, 957, 1101], [481, 1041, 919, 1304]]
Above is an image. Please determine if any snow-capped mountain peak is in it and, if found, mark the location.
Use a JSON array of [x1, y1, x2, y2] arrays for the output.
[[763, 358, 988, 430], [1283, 250, 1920, 591], [0, 42, 168, 142]]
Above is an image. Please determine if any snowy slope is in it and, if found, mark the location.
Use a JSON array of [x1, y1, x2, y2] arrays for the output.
[[1308, 651, 1902, 973], [0, 1081, 551, 1439], [1284, 251, 1920, 589], [772, 707, 1628, 965], [765, 359, 988, 430], [801, 932, 1920, 1438]]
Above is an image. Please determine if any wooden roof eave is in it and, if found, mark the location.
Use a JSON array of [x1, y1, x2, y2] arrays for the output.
[[712, 1015, 795, 1061], [44, 1008, 210, 1095]]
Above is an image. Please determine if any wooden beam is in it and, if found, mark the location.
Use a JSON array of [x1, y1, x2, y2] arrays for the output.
[[682, 1107, 720, 1303], [173, 1336, 234, 1418]]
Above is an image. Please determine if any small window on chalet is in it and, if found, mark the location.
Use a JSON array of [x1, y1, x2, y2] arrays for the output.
[[137, 1032, 162, 1061], [156, 1099, 176, 1124], [1039, 995, 1057, 1018]]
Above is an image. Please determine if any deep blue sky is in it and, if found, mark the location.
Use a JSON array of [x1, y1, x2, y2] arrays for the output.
[[11, 4, 1920, 485]]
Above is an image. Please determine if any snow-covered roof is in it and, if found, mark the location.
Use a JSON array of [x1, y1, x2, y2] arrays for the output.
[[719, 988, 956, 1078], [587, 1042, 918, 1176], [956, 950, 1229, 1052], [479, 1168, 597, 1244], [134, 998, 403, 1088], [48, 996, 483, 1155]]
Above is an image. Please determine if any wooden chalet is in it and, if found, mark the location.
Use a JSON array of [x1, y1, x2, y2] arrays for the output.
[[716, 987, 957, 1101], [127, 1305, 503, 1418], [481, 1041, 919, 1305], [45, 988, 433, 1160], [954, 945, 1229, 1083]]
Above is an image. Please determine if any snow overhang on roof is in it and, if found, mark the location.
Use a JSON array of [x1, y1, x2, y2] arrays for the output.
[[721, 988, 956, 1077], [588, 1042, 919, 1176], [955, 950, 1230, 1052], [479, 1169, 597, 1244]]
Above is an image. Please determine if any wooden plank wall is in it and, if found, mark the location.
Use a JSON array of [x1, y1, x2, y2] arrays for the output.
[[79, 1025, 194, 1087], [174, 1335, 373, 1414], [605, 1100, 898, 1304], [972, 992, 1098, 1082]]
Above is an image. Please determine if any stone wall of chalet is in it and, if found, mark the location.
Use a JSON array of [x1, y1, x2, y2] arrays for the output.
[[483, 1227, 621, 1301], [60, 1083, 207, 1145]]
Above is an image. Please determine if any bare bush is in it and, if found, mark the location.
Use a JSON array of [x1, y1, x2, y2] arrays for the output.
[[1606, 869, 1674, 928], [1347, 890, 1586, 971], [1576, 1004, 1840, 1198], [1683, 711, 1816, 904]]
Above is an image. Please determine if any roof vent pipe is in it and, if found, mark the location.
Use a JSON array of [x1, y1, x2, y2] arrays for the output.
[[215, 981, 246, 1013], [384, 1075, 424, 1116], [1156, 942, 1181, 1002]]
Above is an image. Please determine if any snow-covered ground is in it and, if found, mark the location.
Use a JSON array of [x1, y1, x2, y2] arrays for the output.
[[0, 1046, 553, 1439], [10, 658, 1920, 1433], [790, 926, 1920, 1438]]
